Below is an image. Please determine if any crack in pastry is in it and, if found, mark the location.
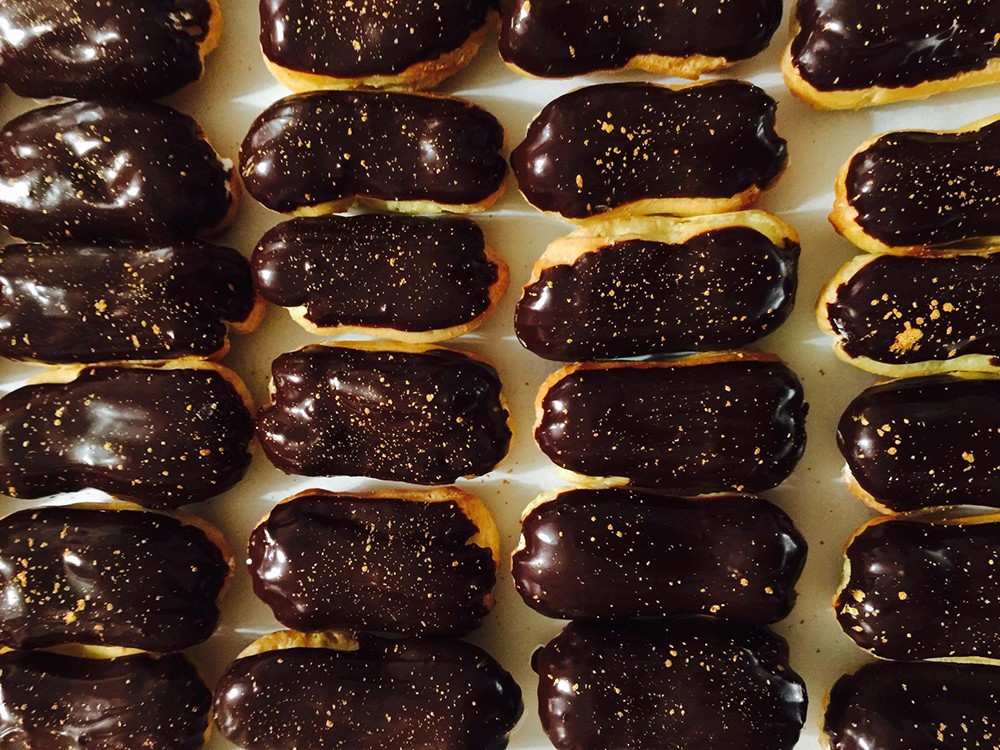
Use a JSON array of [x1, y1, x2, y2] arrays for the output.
[[0, 0, 221, 100], [0, 100, 237, 243]]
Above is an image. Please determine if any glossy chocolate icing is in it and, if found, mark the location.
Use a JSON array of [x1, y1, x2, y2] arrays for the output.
[[826, 253, 1000, 366], [836, 517, 1000, 661], [535, 358, 807, 492], [513, 489, 806, 623], [214, 636, 523, 750], [0, 0, 214, 100], [248, 491, 496, 635], [515, 229, 799, 361], [534, 618, 807, 750], [261, 0, 495, 77], [838, 375, 1000, 512], [791, 0, 1000, 92], [825, 661, 1000, 750], [0, 650, 211, 749], [253, 215, 499, 333], [0, 365, 254, 507], [510, 81, 786, 219], [499, 0, 782, 77], [240, 91, 506, 214], [0, 505, 229, 651], [257, 345, 511, 484], [0, 241, 255, 364], [844, 121, 1000, 248], [0, 100, 234, 242]]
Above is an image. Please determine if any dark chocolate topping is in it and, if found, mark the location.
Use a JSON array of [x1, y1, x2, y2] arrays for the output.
[[836, 517, 1000, 661], [791, 0, 1000, 92], [240, 91, 507, 214], [0, 100, 234, 242], [826, 253, 1000, 366], [837, 375, 1000, 512], [214, 636, 523, 750], [0, 650, 211, 750], [257, 346, 511, 485], [248, 491, 496, 635], [534, 618, 807, 750], [253, 215, 499, 333], [844, 121, 1000, 248], [535, 359, 807, 492], [825, 661, 1000, 750], [0, 506, 229, 651], [0, 0, 213, 100], [0, 365, 254, 507], [513, 489, 806, 623], [499, 0, 782, 77], [515, 229, 799, 361], [0, 241, 255, 364], [510, 81, 787, 219], [261, 0, 495, 77]]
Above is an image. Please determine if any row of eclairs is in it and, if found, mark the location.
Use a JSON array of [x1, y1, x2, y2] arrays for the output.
[[0, 0, 999, 748]]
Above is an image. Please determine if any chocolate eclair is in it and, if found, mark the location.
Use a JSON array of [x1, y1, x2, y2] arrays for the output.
[[534, 618, 807, 750], [515, 212, 799, 361], [0, 503, 232, 651], [0, 241, 263, 364], [261, 0, 497, 90], [248, 487, 500, 635], [0, 361, 254, 507], [837, 373, 1000, 513], [252, 215, 507, 342], [0, 100, 237, 243], [213, 630, 523, 750], [257, 343, 512, 485], [240, 90, 507, 216], [534, 352, 807, 492], [510, 80, 787, 220], [831, 117, 1000, 253], [499, 0, 782, 79], [825, 661, 1000, 750], [513, 488, 807, 623], [0, 0, 221, 100], [784, 0, 1000, 109], [0, 649, 212, 749], [819, 251, 1000, 376], [836, 514, 1000, 662]]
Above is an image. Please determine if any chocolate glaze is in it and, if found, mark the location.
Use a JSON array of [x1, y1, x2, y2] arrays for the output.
[[826, 253, 1000, 366], [0, 0, 213, 100], [0, 241, 255, 364], [499, 0, 782, 77], [240, 91, 507, 214], [0, 365, 253, 507], [791, 0, 1000, 92], [0, 506, 229, 651], [536, 359, 807, 492], [248, 491, 496, 635], [513, 489, 806, 623], [515, 229, 799, 361], [257, 346, 511, 485], [836, 517, 1000, 661], [253, 215, 499, 333], [214, 636, 523, 750], [825, 661, 1000, 750], [838, 375, 1000, 512], [510, 81, 787, 219], [0, 100, 234, 242], [844, 121, 1000, 248], [534, 618, 807, 750], [0, 650, 211, 750], [261, 0, 495, 77]]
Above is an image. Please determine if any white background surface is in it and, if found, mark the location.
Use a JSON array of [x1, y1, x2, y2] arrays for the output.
[[0, 2, 998, 748]]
